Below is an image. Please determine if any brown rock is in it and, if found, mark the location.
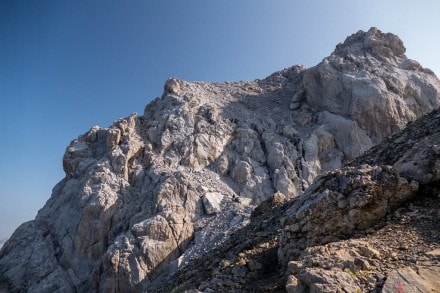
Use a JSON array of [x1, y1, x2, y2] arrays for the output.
[[382, 266, 440, 293]]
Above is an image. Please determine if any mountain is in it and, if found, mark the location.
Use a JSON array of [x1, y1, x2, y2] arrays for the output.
[[1, 27, 439, 292]]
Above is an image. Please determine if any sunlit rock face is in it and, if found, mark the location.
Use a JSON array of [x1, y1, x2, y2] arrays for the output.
[[0, 28, 439, 292]]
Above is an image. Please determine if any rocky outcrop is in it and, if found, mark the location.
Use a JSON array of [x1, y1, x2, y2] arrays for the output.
[[302, 27, 439, 143], [281, 193, 440, 293], [278, 164, 420, 263], [1, 28, 439, 292], [279, 107, 440, 292], [148, 108, 440, 293]]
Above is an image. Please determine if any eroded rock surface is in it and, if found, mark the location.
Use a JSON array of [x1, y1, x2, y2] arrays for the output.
[[278, 164, 419, 263], [152, 108, 440, 293], [279, 107, 440, 292], [0, 28, 439, 292], [303, 27, 439, 143], [382, 266, 440, 293]]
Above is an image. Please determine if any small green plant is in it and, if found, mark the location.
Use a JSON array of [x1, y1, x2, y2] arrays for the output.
[[312, 261, 320, 267], [344, 268, 373, 279], [344, 268, 361, 278], [170, 284, 185, 293]]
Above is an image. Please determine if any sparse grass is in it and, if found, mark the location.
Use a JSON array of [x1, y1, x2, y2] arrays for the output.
[[344, 268, 373, 279], [170, 284, 185, 293]]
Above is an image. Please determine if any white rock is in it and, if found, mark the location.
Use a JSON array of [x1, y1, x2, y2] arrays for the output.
[[202, 192, 224, 215]]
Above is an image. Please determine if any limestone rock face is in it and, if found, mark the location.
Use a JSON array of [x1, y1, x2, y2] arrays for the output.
[[149, 107, 440, 293], [1, 28, 439, 292], [303, 27, 440, 142]]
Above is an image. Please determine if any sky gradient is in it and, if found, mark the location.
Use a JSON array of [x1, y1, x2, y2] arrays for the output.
[[1, 0, 440, 240]]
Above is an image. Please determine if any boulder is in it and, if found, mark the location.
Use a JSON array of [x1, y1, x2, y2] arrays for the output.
[[382, 266, 440, 293], [202, 192, 224, 215]]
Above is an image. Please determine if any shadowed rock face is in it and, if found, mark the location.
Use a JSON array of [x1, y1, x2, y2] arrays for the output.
[[279, 107, 440, 292], [278, 164, 420, 263], [1, 28, 439, 292]]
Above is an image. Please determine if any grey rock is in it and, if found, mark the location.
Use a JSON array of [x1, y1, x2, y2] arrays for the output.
[[164, 77, 181, 95], [1, 28, 439, 292], [279, 105, 440, 292], [231, 160, 252, 183], [303, 27, 440, 143], [289, 102, 301, 110], [382, 266, 440, 293], [278, 164, 418, 263], [286, 275, 306, 293], [297, 268, 360, 293]]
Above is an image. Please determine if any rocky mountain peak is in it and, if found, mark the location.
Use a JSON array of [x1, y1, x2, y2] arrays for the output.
[[302, 27, 439, 143], [333, 27, 406, 60], [0, 29, 439, 292]]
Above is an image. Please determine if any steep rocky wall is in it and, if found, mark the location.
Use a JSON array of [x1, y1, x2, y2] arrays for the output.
[[1, 28, 439, 292], [279, 107, 440, 292]]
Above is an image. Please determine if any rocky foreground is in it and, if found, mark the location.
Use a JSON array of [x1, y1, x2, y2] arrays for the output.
[[1, 28, 439, 292]]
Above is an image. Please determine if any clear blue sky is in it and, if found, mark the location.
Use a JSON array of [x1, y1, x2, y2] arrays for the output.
[[1, 0, 439, 240]]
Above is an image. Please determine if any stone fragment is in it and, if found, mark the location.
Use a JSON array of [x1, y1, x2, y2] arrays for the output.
[[382, 266, 440, 293], [164, 77, 181, 94], [297, 268, 360, 292], [289, 102, 301, 110], [286, 275, 305, 293], [202, 192, 224, 215], [288, 261, 303, 274], [426, 249, 440, 256], [231, 161, 252, 183], [106, 127, 121, 149]]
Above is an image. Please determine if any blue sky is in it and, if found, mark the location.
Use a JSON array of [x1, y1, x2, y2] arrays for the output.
[[1, 0, 439, 240]]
